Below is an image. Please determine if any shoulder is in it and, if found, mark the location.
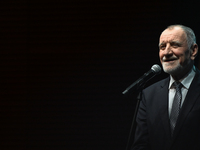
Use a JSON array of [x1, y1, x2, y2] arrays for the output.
[[143, 77, 169, 93]]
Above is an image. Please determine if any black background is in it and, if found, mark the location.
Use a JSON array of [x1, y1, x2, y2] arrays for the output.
[[1, 0, 200, 149]]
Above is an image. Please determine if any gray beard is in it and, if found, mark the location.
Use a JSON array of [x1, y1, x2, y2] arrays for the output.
[[162, 63, 183, 76]]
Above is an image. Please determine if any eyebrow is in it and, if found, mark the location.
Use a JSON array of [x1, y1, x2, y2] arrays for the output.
[[158, 42, 165, 47]]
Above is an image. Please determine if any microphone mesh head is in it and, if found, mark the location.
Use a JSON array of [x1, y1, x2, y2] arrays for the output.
[[151, 64, 162, 74]]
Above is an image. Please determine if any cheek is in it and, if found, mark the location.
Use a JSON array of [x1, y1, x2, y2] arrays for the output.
[[181, 55, 191, 65], [175, 50, 190, 63], [173, 48, 189, 57], [176, 54, 188, 65], [159, 51, 163, 59]]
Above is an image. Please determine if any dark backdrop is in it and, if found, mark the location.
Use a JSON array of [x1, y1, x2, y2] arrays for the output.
[[1, 0, 200, 149]]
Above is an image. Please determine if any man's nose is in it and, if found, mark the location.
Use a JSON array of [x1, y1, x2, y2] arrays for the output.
[[163, 44, 172, 55]]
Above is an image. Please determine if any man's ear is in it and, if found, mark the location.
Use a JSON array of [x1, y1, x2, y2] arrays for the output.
[[190, 44, 198, 60]]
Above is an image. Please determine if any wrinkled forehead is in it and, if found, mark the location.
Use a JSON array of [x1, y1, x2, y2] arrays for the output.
[[159, 27, 187, 43]]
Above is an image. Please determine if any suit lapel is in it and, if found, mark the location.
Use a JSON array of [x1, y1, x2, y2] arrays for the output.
[[158, 77, 172, 140], [172, 70, 200, 141]]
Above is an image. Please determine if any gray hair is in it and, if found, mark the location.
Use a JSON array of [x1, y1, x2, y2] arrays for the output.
[[166, 24, 196, 49]]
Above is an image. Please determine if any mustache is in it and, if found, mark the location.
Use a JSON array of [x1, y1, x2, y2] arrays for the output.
[[162, 56, 178, 62]]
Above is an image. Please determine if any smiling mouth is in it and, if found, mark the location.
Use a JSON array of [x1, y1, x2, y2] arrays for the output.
[[165, 60, 176, 62], [163, 58, 178, 62]]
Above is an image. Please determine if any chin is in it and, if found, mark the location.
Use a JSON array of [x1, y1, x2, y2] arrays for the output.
[[162, 64, 183, 75]]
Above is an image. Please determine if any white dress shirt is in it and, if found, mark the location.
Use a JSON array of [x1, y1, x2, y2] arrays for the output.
[[168, 66, 196, 117]]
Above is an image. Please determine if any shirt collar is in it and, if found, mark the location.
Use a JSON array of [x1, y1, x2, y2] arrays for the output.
[[169, 66, 196, 90]]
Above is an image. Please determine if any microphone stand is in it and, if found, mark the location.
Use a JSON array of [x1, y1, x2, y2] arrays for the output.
[[124, 85, 144, 150]]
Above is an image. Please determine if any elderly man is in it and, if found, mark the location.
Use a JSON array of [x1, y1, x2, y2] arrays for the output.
[[132, 25, 199, 150]]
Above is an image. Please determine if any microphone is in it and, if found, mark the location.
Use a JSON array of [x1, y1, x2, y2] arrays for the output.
[[122, 64, 161, 94]]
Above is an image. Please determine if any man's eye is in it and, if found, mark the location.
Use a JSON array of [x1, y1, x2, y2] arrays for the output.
[[160, 45, 165, 50], [173, 45, 178, 48], [171, 43, 181, 47]]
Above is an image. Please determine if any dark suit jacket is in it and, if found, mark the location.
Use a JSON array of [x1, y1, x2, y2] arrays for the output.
[[132, 69, 200, 150]]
